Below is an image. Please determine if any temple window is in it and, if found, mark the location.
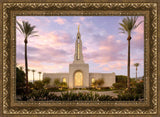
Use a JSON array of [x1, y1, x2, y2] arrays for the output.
[[62, 78, 66, 83], [75, 71, 83, 87], [92, 78, 95, 83]]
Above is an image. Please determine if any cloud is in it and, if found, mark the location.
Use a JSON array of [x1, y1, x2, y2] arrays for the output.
[[80, 17, 85, 21], [84, 35, 127, 66], [16, 30, 75, 73], [103, 61, 127, 71], [131, 19, 144, 50], [53, 17, 66, 25]]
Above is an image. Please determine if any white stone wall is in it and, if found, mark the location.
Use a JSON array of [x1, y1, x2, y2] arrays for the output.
[[89, 73, 116, 87], [43, 73, 69, 87], [43, 72, 115, 88]]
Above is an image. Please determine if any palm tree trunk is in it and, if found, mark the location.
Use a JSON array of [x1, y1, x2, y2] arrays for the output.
[[24, 38, 28, 94], [136, 67, 137, 82], [127, 36, 131, 90]]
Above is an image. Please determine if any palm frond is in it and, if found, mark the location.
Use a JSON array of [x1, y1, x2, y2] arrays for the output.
[[118, 27, 125, 33], [17, 20, 38, 39], [119, 23, 128, 32], [16, 27, 23, 34], [29, 35, 39, 38], [134, 63, 140, 67], [134, 20, 144, 29], [119, 16, 143, 36], [16, 21, 25, 34]]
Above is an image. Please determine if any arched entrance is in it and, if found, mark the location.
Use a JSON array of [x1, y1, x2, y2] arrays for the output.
[[74, 71, 83, 87]]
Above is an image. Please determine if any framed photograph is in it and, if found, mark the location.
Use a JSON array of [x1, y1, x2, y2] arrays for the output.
[[0, 0, 159, 116]]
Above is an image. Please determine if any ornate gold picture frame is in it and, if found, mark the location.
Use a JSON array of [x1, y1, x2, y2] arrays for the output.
[[0, 0, 159, 116]]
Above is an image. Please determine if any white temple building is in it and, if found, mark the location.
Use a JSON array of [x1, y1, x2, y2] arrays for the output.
[[43, 26, 115, 88]]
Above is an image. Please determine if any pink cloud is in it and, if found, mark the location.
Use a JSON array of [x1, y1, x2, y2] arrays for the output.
[[103, 61, 126, 71], [54, 17, 66, 25], [80, 17, 85, 21], [16, 30, 74, 74], [84, 35, 127, 64], [17, 30, 74, 56]]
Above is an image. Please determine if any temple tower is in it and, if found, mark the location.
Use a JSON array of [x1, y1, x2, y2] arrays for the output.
[[73, 25, 84, 64], [69, 25, 89, 88]]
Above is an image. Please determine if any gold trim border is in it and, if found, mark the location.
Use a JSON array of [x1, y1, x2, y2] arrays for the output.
[[2, 2, 158, 115]]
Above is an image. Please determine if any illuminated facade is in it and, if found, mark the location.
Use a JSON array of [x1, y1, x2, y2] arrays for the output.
[[43, 26, 116, 88]]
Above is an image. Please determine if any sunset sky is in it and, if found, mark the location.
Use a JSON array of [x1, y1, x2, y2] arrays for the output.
[[16, 16, 144, 82]]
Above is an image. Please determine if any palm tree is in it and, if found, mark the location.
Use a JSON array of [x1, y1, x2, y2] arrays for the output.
[[17, 21, 38, 94], [38, 72, 42, 81], [119, 16, 143, 90], [134, 63, 140, 82], [28, 69, 31, 82], [32, 70, 36, 83]]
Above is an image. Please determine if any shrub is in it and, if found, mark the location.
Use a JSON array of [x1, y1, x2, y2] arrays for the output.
[[48, 93, 61, 101], [115, 75, 127, 88], [43, 77, 51, 86], [16, 67, 25, 95], [47, 87, 60, 92], [135, 82, 144, 94], [30, 89, 49, 101], [53, 78, 60, 88], [116, 75, 127, 84], [117, 82, 144, 101], [117, 92, 135, 101], [113, 83, 125, 89], [60, 82, 67, 88], [98, 95, 113, 101], [92, 78, 104, 88], [33, 81, 44, 90]]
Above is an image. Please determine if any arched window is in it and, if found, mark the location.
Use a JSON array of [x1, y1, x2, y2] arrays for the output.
[[62, 78, 66, 83], [92, 78, 95, 83]]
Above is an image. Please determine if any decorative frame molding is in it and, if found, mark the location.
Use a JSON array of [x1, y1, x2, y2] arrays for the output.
[[0, 0, 159, 116]]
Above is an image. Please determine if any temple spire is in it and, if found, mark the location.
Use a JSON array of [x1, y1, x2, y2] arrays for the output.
[[73, 25, 84, 64]]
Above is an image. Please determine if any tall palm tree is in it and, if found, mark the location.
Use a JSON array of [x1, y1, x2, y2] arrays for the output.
[[119, 16, 143, 90], [32, 70, 36, 83], [134, 63, 140, 82], [28, 69, 30, 82], [38, 72, 42, 81], [17, 21, 38, 94]]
